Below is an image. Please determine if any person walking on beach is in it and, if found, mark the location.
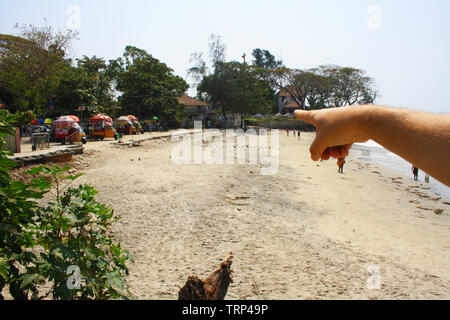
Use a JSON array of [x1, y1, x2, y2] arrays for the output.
[[412, 166, 419, 181], [337, 157, 345, 173], [294, 105, 450, 187], [298, 130, 301, 140]]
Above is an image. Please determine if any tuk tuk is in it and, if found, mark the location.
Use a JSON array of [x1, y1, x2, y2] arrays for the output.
[[88, 114, 118, 140], [126, 115, 143, 134], [67, 123, 87, 144], [115, 116, 134, 135], [52, 116, 77, 144]]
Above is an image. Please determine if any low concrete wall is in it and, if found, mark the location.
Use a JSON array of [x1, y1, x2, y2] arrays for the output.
[[248, 120, 316, 131]]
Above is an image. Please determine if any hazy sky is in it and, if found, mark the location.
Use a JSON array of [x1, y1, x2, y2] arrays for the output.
[[1, 0, 449, 113]]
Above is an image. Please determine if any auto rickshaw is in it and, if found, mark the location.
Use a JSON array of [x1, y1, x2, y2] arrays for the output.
[[67, 123, 87, 144], [115, 116, 134, 135], [88, 114, 118, 140], [53, 116, 77, 144]]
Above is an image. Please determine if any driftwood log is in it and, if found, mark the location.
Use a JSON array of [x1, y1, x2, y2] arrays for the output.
[[178, 253, 233, 300]]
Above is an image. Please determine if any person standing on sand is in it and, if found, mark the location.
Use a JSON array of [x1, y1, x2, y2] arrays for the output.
[[294, 105, 450, 187], [412, 166, 419, 181], [337, 157, 345, 173], [298, 130, 301, 140]]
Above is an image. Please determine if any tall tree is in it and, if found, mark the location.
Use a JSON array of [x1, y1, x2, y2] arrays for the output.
[[76, 55, 116, 114], [111, 46, 188, 122], [198, 61, 274, 126], [0, 25, 77, 115], [251, 49, 283, 70], [273, 65, 378, 110]]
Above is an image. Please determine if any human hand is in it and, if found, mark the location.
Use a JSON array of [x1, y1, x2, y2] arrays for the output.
[[295, 106, 372, 161]]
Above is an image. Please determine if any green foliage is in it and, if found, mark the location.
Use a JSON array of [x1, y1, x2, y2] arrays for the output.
[[0, 26, 78, 115], [26, 165, 133, 299], [198, 61, 275, 122], [251, 48, 283, 71], [0, 110, 132, 300], [274, 65, 378, 110], [112, 46, 188, 121]]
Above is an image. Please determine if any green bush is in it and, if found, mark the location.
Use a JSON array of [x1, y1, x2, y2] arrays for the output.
[[0, 110, 133, 300]]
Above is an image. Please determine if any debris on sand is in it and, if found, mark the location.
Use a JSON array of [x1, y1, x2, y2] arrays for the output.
[[179, 253, 233, 300]]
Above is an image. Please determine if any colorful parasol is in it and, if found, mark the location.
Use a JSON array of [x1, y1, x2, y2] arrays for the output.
[[116, 116, 132, 124], [89, 114, 112, 123], [126, 115, 138, 121], [66, 115, 80, 122], [54, 116, 77, 124]]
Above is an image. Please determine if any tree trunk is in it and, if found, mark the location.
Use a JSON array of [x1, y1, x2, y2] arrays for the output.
[[178, 253, 233, 300]]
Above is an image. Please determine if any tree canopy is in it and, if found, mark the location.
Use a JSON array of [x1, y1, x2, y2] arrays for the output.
[[273, 65, 378, 110], [111, 46, 188, 122], [0, 25, 77, 115], [1, 25, 378, 127], [198, 61, 274, 124]]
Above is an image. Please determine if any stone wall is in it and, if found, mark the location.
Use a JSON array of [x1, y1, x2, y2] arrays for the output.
[[248, 120, 316, 131]]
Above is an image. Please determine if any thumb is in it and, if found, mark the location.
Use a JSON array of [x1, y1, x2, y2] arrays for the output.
[[309, 132, 327, 161], [295, 110, 317, 126]]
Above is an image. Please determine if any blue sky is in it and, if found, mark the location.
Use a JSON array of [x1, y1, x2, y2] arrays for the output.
[[1, 0, 449, 113]]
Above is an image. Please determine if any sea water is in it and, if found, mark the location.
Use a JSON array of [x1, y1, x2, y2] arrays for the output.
[[352, 140, 450, 200]]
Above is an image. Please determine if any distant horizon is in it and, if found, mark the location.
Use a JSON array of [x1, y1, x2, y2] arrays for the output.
[[1, 0, 449, 114]]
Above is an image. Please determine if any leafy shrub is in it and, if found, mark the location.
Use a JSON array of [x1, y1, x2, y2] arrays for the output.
[[0, 110, 133, 300]]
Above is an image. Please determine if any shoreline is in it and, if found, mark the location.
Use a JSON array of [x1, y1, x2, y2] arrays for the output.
[[351, 141, 450, 201]]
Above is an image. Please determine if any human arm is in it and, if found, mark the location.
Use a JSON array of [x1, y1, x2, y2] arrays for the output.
[[295, 105, 450, 187]]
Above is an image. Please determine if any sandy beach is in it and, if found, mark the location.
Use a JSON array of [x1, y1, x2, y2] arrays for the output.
[[31, 131, 450, 299]]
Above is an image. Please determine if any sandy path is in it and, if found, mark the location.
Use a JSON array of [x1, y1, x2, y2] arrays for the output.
[[74, 131, 450, 299]]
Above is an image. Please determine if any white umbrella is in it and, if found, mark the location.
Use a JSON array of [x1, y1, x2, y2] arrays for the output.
[[54, 116, 77, 124], [116, 116, 132, 125]]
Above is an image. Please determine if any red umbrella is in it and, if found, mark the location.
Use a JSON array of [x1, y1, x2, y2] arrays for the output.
[[54, 116, 77, 125], [30, 119, 38, 125], [66, 115, 80, 122], [89, 114, 112, 122]]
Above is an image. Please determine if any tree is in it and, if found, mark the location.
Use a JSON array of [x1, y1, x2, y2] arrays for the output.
[[0, 25, 78, 115], [251, 49, 283, 70], [251, 48, 284, 105], [111, 46, 188, 122], [198, 61, 274, 126], [76, 56, 116, 114], [188, 38, 276, 124], [319, 65, 378, 107], [272, 65, 378, 110]]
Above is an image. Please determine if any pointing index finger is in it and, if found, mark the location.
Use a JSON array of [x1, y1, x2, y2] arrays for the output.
[[295, 110, 317, 126]]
